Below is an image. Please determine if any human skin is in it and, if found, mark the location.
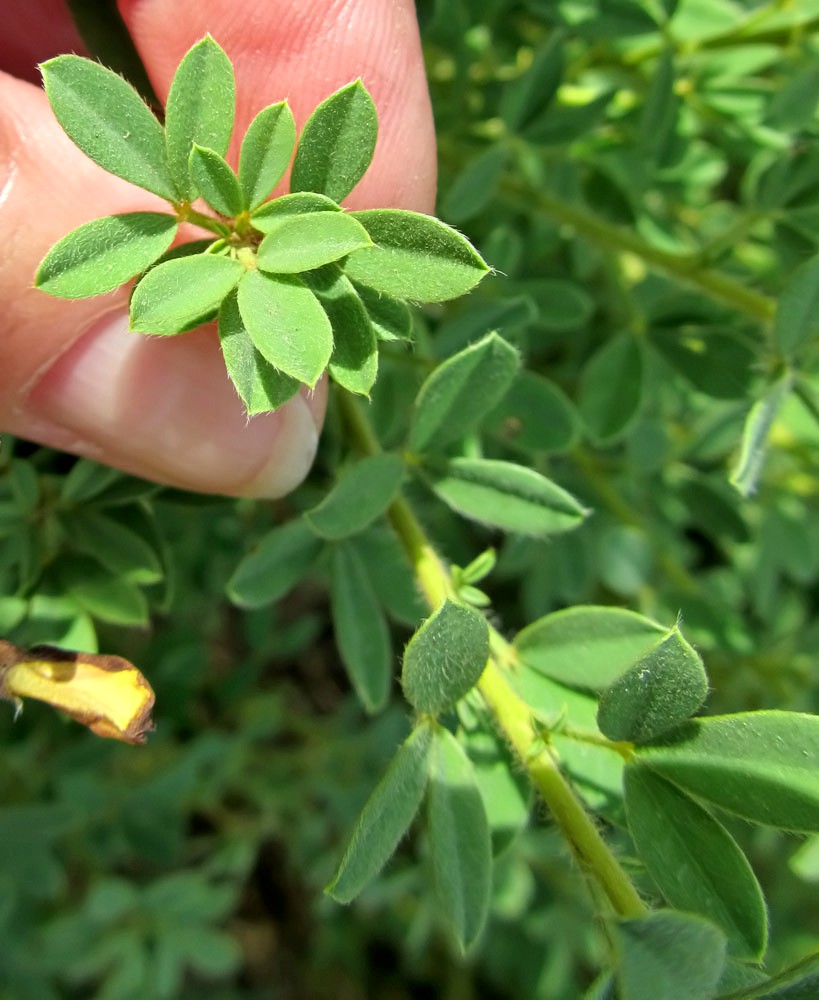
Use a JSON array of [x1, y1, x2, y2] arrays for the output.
[[0, 0, 436, 496]]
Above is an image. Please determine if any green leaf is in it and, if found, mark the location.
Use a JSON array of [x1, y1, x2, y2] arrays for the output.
[[218, 291, 300, 414], [291, 80, 378, 203], [729, 372, 794, 497], [613, 911, 727, 1000], [650, 327, 754, 400], [256, 212, 372, 274], [624, 766, 767, 960], [250, 192, 342, 233], [427, 726, 492, 951], [238, 101, 297, 209], [441, 146, 508, 224], [236, 270, 333, 387], [636, 711, 819, 832], [597, 627, 708, 744], [65, 511, 162, 586], [420, 457, 588, 536], [302, 266, 378, 395], [164, 35, 235, 200], [514, 606, 669, 692], [487, 371, 580, 455], [189, 145, 243, 217], [578, 334, 644, 443], [326, 723, 433, 902], [401, 600, 489, 715], [57, 558, 149, 627], [408, 333, 521, 452], [435, 294, 536, 356], [344, 209, 490, 302], [304, 453, 404, 540], [528, 278, 594, 331], [330, 543, 393, 713], [35, 212, 177, 298], [773, 253, 819, 357], [41, 54, 176, 201], [353, 284, 413, 342], [130, 255, 243, 335], [59, 460, 122, 504], [227, 519, 323, 608], [500, 31, 565, 133], [350, 526, 428, 628]]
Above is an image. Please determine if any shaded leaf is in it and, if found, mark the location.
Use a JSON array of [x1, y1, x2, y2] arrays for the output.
[[330, 543, 393, 713], [327, 723, 433, 902], [578, 334, 644, 443], [353, 284, 413, 342], [613, 911, 726, 1000], [427, 726, 492, 950], [500, 32, 565, 132], [303, 266, 378, 395], [305, 453, 403, 540], [227, 520, 323, 608], [442, 147, 508, 224], [625, 765, 767, 960], [773, 253, 819, 357], [487, 371, 580, 454]]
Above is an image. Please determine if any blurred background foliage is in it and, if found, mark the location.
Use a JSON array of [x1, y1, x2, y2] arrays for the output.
[[3, 0, 819, 996]]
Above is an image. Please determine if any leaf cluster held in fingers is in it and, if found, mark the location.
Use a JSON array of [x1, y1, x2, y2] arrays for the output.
[[35, 37, 490, 414]]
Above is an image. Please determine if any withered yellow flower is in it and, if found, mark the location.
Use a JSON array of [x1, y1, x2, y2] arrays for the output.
[[0, 639, 155, 744]]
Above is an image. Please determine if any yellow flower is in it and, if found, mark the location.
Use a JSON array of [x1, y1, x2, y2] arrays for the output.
[[0, 639, 155, 744]]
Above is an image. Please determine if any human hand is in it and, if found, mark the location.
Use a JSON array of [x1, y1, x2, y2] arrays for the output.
[[0, 0, 436, 496]]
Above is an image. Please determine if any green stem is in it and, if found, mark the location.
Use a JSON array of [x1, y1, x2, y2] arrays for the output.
[[502, 183, 776, 324], [174, 203, 231, 237], [337, 391, 647, 918]]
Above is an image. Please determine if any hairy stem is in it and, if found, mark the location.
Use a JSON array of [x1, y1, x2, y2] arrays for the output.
[[338, 390, 647, 918]]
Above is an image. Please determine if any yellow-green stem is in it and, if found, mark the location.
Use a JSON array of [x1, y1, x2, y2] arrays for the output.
[[478, 664, 646, 917], [337, 391, 647, 918]]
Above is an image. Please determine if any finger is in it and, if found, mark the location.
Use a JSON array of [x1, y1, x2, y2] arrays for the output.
[[0, 0, 86, 83]]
